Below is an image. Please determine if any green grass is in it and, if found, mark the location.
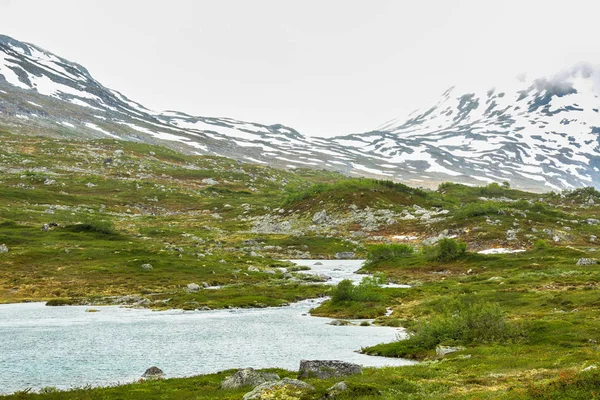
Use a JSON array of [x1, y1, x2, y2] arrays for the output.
[[2, 130, 600, 398]]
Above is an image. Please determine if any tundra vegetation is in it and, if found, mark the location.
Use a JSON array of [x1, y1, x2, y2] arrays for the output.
[[1, 131, 600, 398]]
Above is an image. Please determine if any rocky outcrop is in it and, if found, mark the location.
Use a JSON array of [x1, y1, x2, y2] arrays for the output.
[[221, 368, 280, 389], [298, 360, 362, 379], [242, 378, 314, 400]]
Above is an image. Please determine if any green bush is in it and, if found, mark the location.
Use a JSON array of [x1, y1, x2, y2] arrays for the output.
[[534, 239, 549, 250], [69, 219, 117, 236], [331, 277, 383, 304], [367, 244, 414, 263], [331, 279, 354, 303], [453, 201, 503, 219], [424, 238, 467, 262], [365, 300, 523, 358]]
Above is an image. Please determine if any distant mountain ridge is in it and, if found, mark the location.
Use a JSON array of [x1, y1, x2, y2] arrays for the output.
[[1, 34, 599, 191]]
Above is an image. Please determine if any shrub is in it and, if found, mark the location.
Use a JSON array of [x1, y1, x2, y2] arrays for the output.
[[70, 219, 117, 236], [331, 279, 354, 303], [331, 277, 384, 304], [534, 239, 549, 250], [365, 300, 524, 358], [367, 244, 414, 263], [454, 201, 503, 219], [353, 276, 384, 302], [424, 238, 467, 262]]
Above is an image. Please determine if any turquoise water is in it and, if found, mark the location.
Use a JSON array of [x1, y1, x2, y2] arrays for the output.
[[0, 260, 413, 394]]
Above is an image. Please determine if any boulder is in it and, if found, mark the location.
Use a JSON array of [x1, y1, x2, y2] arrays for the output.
[[587, 218, 600, 225], [435, 345, 465, 357], [242, 378, 314, 400], [187, 283, 200, 292], [141, 366, 164, 379], [202, 178, 219, 185], [298, 360, 362, 379], [141, 263, 153, 271], [313, 210, 328, 224], [329, 319, 353, 326], [335, 252, 355, 260], [577, 258, 597, 266], [221, 368, 280, 390], [322, 381, 348, 398], [41, 223, 50, 232], [0, 244, 8, 253]]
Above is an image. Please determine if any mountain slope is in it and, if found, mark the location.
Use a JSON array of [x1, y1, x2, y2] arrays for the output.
[[339, 65, 600, 191], [1, 34, 599, 191]]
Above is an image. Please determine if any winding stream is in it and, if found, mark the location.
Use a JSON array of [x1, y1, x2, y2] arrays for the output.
[[0, 260, 413, 394]]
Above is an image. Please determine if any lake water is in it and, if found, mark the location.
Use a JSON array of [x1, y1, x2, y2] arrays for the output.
[[0, 260, 414, 394]]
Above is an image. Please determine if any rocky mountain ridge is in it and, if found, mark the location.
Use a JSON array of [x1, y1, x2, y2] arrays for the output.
[[1, 34, 599, 191]]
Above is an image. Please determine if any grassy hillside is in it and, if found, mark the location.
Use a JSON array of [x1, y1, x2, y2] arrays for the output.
[[2, 130, 600, 398]]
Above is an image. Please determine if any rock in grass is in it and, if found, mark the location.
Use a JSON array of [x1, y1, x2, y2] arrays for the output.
[[0, 244, 8, 253], [323, 381, 348, 398], [298, 360, 362, 379], [435, 345, 465, 357], [141, 263, 153, 271], [242, 378, 314, 400], [187, 283, 200, 292], [221, 368, 280, 389], [202, 178, 219, 185], [142, 366, 164, 379], [576, 258, 597, 266], [312, 210, 328, 224]]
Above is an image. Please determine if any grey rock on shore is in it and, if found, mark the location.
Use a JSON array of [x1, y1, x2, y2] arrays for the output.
[[298, 360, 362, 379], [142, 366, 164, 379]]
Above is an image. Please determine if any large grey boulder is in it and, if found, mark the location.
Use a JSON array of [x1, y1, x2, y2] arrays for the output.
[[221, 368, 280, 389], [0, 244, 8, 253], [141, 263, 153, 271], [298, 360, 362, 379], [242, 378, 314, 400], [141, 366, 164, 379]]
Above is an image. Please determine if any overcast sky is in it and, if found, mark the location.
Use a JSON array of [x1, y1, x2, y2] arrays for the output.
[[1, 0, 599, 137]]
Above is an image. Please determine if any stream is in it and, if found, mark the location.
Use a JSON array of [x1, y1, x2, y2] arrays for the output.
[[0, 259, 414, 394]]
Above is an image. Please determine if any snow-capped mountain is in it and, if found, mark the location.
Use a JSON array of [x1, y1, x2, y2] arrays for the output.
[[336, 65, 600, 191], [1, 33, 599, 191]]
